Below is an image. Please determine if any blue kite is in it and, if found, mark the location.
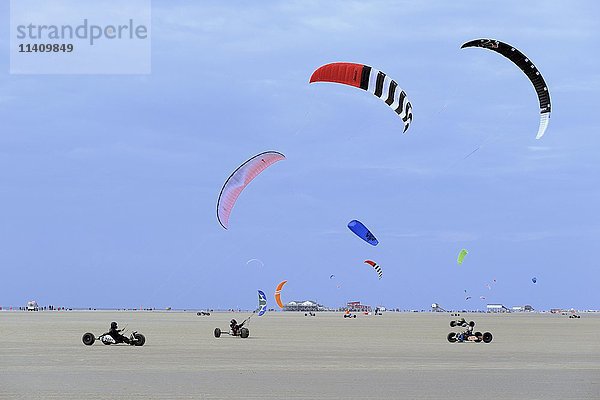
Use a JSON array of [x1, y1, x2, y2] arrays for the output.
[[257, 290, 267, 316], [347, 220, 379, 246]]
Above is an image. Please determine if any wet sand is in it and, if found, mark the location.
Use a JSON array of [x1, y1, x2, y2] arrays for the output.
[[1, 311, 599, 399]]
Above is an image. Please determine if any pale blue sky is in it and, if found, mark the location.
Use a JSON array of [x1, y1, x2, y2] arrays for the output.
[[0, 1, 598, 310]]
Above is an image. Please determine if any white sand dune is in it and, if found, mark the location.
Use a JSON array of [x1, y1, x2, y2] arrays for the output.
[[1, 311, 599, 399]]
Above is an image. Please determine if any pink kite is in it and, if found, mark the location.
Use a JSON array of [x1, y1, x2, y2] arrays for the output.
[[217, 151, 285, 229]]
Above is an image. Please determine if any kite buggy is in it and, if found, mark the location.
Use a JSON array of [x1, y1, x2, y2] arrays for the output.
[[447, 319, 492, 343], [214, 318, 250, 338], [82, 322, 145, 346], [214, 290, 267, 339], [450, 317, 474, 328]]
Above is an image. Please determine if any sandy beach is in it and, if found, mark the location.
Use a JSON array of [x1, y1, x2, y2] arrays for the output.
[[0, 311, 598, 399]]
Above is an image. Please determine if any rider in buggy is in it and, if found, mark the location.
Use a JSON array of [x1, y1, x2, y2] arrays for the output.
[[230, 319, 244, 336], [457, 323, 474, 342], [108, 321, 130, 344]]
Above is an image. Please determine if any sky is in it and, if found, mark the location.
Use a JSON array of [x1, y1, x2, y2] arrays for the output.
[[0, 1, 599, 310]]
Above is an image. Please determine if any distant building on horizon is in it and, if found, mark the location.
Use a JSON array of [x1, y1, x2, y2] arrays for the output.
[[487, 304, 509, 313], [512, 305, 534, 312], [283, 300, 325, 312], [346, 301, 371, 312]]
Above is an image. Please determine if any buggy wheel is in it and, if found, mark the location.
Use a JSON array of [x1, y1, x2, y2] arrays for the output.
[[469, 321, 475, 327], [450, 321, 456, 327], [482, 332, 493, 343], [240, 327, 249, 338], [82, 332, 95, 346], [133, 333, 145, 346], [447, 332, 457, 343], [214, 328, 221, 338]]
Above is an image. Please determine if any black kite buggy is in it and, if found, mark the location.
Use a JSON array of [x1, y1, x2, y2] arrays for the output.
[[214, 318, 250, 338], [82, 330, 146, 346], [450, 317, 474, 328], [447, 319, 492, 343]]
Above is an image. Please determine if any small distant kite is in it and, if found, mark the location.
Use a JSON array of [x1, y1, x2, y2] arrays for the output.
[[465, 296, 472, 301], [348, 220, 379, 246], [364, 260, 383, 280], [532, 277, 537, 284], [480, 296, 486, 300], [330, 274, 335, 279], [457, 249, 468, 265], [246, 259, 264, 268], [257, 290, 267, 316], [274, 280, 288, 309]]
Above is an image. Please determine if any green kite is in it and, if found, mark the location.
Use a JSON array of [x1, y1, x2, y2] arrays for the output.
[[457, 249, 468, 265]]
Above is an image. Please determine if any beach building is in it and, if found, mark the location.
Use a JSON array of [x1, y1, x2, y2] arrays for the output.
[[26, 300, 39, 311], [512, 305, 534, 312], [283, 300, 324, 312], [486, 304, 509, 313], [346, 301, 371, 312]]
